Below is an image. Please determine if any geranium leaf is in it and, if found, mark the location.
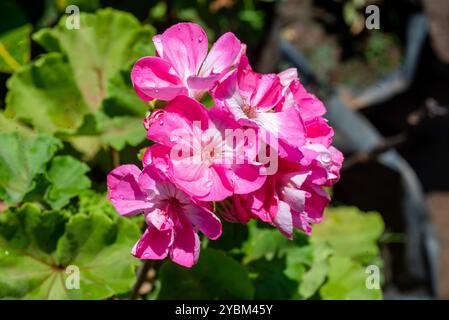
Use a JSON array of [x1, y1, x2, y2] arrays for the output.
[[0, 112, 34, 136], [103, 69, 149, 118], [5, 53, 90, 134], [97, 114, 147, 151], [0, 199, 140, 300], [320, 256, 383, 300], [248, 257, 298, 300], [0, 1, 31, 73], [241, 221, 292, 264], [6, 9, 154, 156], [158, 248, 254, 299], [312, 206, 384, 264], [0, 133, 62, 205], [44, 156, 92, 209], [298, 243, 333, 299], [33, 8, 155, 111]]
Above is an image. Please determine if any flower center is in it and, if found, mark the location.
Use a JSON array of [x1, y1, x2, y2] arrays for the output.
[[242, 105, 257, 119], [162, 197, 181, 210]]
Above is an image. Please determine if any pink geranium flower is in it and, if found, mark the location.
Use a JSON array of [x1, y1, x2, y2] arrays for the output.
[[219, 72, 344, 237], [143, 95, 267, 201], [107, 163, 222, 267], [278, 73, 333, 147], [214, 59, 306, 159], [107, 23, 345, 265], [278, 71, 343, 182], [131, 22, 244, 101]]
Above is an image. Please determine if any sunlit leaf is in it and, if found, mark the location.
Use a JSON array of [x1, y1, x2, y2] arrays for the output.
[[33, 8, 155, 111], [45, 156, 91, 209], [312, 206, 384, 264], [0, 133, 62, 205], [0, 1, 31, 73], [0, 201, 140, 299], [298, 243, 333, 299], [6, 9, 155, 156], [320, 256, 382, 300]]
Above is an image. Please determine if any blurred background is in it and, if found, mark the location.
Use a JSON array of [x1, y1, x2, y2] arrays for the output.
[[1, 0, 449, 300]]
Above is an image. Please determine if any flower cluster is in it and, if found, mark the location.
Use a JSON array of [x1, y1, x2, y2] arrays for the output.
[[107, 23, 343, 267]]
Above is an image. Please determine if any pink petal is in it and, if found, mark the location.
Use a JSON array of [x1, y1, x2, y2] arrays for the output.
[[273, 200, 293, 239], [278, 140, 303, 162], [224, 164, 266, 194], [278, 68, 298, 86], [187, 74, 220, 91], [200, 32, 243, 76], [145, 108, 192, 147], [145, 207, 173, 231], [214, 69, 238, 100], [327, 146, 344, 184], [107, 164, 141, 190], [170, 164, 212, 200], [170, 151, 233, 201], [132, 226, 172, 260], [256, 106, 305, 149], [183, 203, 222, 240], [288, 172, 310, 188], [218, 195, 252, 224], [292, 211, 312, 235], [250, 74, 283, 110], [198, 166, 233, 201], [291, 81, 326, 120], [152, 35, 163, 57], [249, 177, 278, 222], [304, 184, 330, 222], [238, 55, 252, 72], [305, 116, 333, 147], [138, 165, 158, 192], [131, 56, 187, 101], [107, 174, 153, 216], [171, 158, 209, 183], [170, 215, 200, 267], [165, 96, 210, 130], [236, 68, 258, 101], [232, 195, 252, 224], [142, 144, 171, 172], [280, 186, 307, 213], [160, 22, 208, 81]]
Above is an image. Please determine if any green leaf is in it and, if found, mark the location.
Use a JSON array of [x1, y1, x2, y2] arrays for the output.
[[158, 248, 254, 299], [33, 8, 155, 111], [103, 68, 149, 118], [241, 221, 290, 264], [312, 206, 384, 264], [77, 190, 145, 229], [0, 133, 62, 205], [320, 256, 383, 300], [0, 200, 140, 299], [284, 245, 314, 282], [0, 112, 34, 137], [97, 114, 147, 151], [248, 258, 298, 300], [5, 53, 90, 134], [200, 92, 215, 109], [0, 25, 31, 73], [66, 112, 147, 157], [45, 156, 91, 209], [298, 244, 333, 299], [6, 9, 155, 156], [0, 1, 31, 73]]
